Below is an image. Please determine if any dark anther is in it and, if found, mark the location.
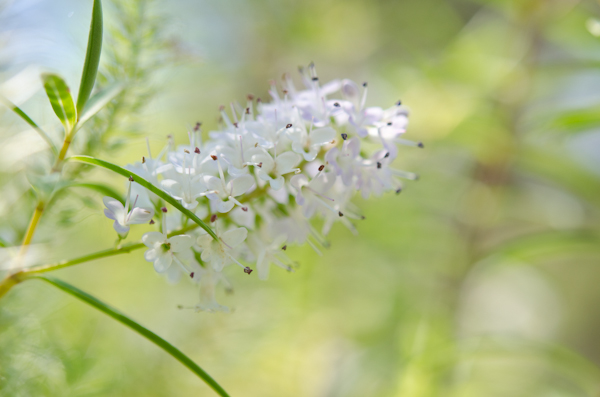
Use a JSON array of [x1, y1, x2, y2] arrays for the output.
[[387, 122, 392, 126], [246, 108, 250, 114], [244, 267, 253, 274], [194, 122, 201, 131], [377, 162, 382, 169], [361, 215, 366, 220], [334, 102, 340, 107], [167, 134, 172, 139], [184, 149, 190, 154], [247, 94, 254, 100], [282, 245, 287, 251], [318, 165, 325, 171], [190, 272, 194, 278], [211, 155, 218, 161], [242, 207, 248, 212], [312, 77, 319, 81], [149, 219, 155, 225], [258, 162, 263, 168], [338, 211, 344, 217], [233, 122, 238, 128], [362, 82, 368, 87], [257, 98, 262, 103], [396, 100, 402, 106], [286, 123, 293, 129], [194, 147, 201, 154], [341, 133, 348, 140], [395, 187, 402, 194], [418, 142, 424, 148], [219, 105, 225, 111], [142, 156, 146, 164], [384, 152, 390, 158], [282, 89, 288, 95], [161, 207, 168, 213], [128, 176, 134, 182], [210, 214, 217, 223]]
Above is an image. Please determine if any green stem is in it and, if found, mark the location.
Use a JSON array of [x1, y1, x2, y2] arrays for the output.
[[31, 276, 230, 397], [0, 223, 200, 299]]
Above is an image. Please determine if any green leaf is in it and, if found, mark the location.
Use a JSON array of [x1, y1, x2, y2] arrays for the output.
[[0, 94, 58, 155], [76, 82, 124, 128], [66, 155, 218, 240], [76, 0, 103, 117], [32, 277, 230, 397], [42, 74, 77, 132]]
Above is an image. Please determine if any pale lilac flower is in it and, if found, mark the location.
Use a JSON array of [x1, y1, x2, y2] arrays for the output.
[[142, 213, 194, 274], [103, 180, 154, 238], [196, 226, 249, 272]]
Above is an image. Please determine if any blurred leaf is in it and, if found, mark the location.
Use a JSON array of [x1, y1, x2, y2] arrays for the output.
[[67, 155, 217, 240], [550, 108, 600, 133], [32, 277, 230, 397], [42, 74, 77, 133], [76, 83, 123, 129], [0, 94, 58, 155], [76, 0, 103, 117]]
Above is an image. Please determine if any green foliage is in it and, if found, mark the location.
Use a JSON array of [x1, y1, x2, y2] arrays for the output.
[[76, 0, 103, 117], [42, 73, 77, 133]]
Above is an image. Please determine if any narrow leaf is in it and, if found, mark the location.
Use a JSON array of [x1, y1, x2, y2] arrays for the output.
[[33, 277, 230, 397], [42, 74, 77, 132], [76, 0, 103, 116], [76, 82, 124, 128], [67, 155, 218, 240], [0, 94, 58, 154]]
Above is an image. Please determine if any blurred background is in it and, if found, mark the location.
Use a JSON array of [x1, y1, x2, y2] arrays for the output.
[[2, 0, 600, 395]]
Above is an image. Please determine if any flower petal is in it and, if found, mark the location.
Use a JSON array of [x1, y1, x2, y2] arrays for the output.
[[127, 207, 154, 224], [309, 127, 335, 146], [168, 235, 193, 252], [221, 227, 248, 248], [153, 252, 173, 273], [112, 220, 130, 238], [229, 175, 255, 197], [103, 197, 124, 219], [142, 232, 166, 248], [275, 151, 301, 175]]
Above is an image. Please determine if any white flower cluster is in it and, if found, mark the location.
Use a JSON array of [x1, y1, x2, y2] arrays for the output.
[[103, 65, 420, 312]]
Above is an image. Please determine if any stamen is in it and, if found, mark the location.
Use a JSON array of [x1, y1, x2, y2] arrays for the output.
[[244, 267, 253, 274], [142, 156, 145, 164], [149, 219, 155, 225], [194, 122, 201, 131], [195, 147, 200, 154], [210, 214, 217, 223], [341, 133, 348, 140], [129, 176, 134, 181], [161, 207, 168, 213], [286, 123, 292, 129], [338, 211, 344, 217], [282, 245, 287, 251]]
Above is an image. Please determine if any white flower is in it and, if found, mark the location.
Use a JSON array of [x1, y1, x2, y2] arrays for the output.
[[290, 172, 336, 218], [248, 233, 292, 280], [142, 213, 194, 274], [103, 180, 154, 238], [161, 171, 207, 210], [196, 226, 248, 272], [286, 110, 336, 161], [203, 155, 255, 213], [248, 147, 301, 190]]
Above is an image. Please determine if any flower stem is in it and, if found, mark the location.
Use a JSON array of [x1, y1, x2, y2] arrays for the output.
[[17, 201, 45, 261], [0, 223, 200, 299]]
